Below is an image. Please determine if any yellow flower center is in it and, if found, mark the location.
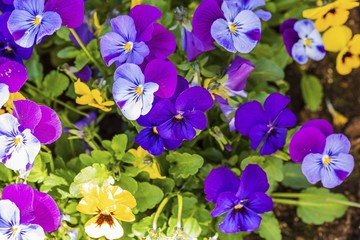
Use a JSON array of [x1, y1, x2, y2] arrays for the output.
[[229, 23, 237, 34], [4, 46, 12, 52], [303, 38, 312, 47], [322, 155, 332, 167], [134, 85, 143, 96], [13, 137, 21, 145], [33, 15, 42, 26], [234, 204, 243, 210], [11, 226, 20, 234], [153, 127, 158, 134], [124, 42, 133, 53], [175, 113, 183, 120]]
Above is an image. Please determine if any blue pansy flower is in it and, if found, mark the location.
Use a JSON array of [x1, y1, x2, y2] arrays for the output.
[[0, 113, 40, 171], [204, 164, 273, 233], [0, 200, 45, 239], [235, 93, 297, 155]]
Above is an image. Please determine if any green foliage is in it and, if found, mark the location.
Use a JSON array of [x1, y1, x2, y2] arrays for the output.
[[257, 212, 282, 240], [282, 162, 312, 189], [134, 182, 164, 212], [43, 71, 70, 98], [166, 152, 204, 178], [300, 74, 323, 111]]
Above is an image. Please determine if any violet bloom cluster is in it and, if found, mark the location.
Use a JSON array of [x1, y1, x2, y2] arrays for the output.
[[289, 119, 354, 188], [7, 0, 84, 48], [192, 0, 271, 53], [235, 93, 297, 155], [0, 100, 62, 171], [204, 164, 273, 233], [0, 184, 61, 239], [135, 76, 214, 155], [280, 19, 325, 64], [100, 5, 176, 67]]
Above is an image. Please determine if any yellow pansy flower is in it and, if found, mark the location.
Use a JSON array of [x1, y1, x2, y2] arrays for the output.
[[128, 146, 165, 179], [131, 0, 142, 8], [76, 183, 136, 240], [336, 34, 360, 75], [74, 79, 114, 112], [0, 92, 25, 115], [303, 0, 359, 32], [322, 25, 352, 52]]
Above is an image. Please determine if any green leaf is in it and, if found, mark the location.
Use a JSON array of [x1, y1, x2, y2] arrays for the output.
[[24, 50, 43, 86], [132, 215, 153, 238], [56, 27, 71, 41], [257, 212, 282, 240], [27, 153, 48, 183], [74, 52, 89, 71], [43, 71, 70, 98], [111, 134, 128, 160], [118, 175, 138, 195], [297, 187, 348, 224], [167, 152, 204, 179], [57, 46, 80, 59], [282, 162, 312, 189], [300, 74, 323, 111], [0, 164, 13, 182], [69, 163, 111, 198], [241, 155, 284, 182], [251, 58, 285, 82], [134, 182, 164, 212], [40, 174, 69, 192], [183, 217, 202, 238]]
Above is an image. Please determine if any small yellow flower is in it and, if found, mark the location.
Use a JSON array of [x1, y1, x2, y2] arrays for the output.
[[128, 146, 165, 179], [303, 0, 359, 32], [76, 183, 136, 239], [131, 0, 142, 8], [0, 92, 26, 115], [326, 99, 348, 127], [74, 79, 114, 112], [336, 34, 360, 75]]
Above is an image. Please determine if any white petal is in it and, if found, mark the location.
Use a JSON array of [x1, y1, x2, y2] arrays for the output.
[[21, 129, 41, 165], [19, 224, 45, 240], [85, 217, 124, 240], [121, 97, 143, 120], [0, 84, 9, 108], [0, 200, 20, 228], [0, 113, 20, 136]]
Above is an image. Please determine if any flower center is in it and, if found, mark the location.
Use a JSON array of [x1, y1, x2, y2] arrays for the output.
[[13, 136, 22, 145], [175, 111, 184, 120], [229, 23, 237, 34], [124, 42, 133, 53], [95, 213, 114, 227], [322, 155, 332, 167], [33, 15, 43, 27], [303, 38, 312, 47], [153, 127, 158, 134], [4, 46, 12, 53], [134, 85, 143, 96], [11, 225, 20, 234], [234, 204, 243, 210]]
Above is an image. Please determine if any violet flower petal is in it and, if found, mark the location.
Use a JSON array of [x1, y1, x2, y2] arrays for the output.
[[219, 207, 262, 233], [245, 192, 273, 214], [33, 106, 62, 144], [0, 58, 28, 92], [175, 86, 214, 112], [13, 100, 41, 131], [263, 93, 290, 122], [44, 0, 84, 28], [259, 127, 288, 155], [204, 166, 240, 203], [301, 153, 323, 184], [211, 192, 238, 217], [224, 56, 254, 95], [145, 23, 176, 61], [274, 108, 297, 128], [235, 101, 267, 136], [236, 164, 269, 199], [302, 119, 333, 137], [182, 28, 215, 62]]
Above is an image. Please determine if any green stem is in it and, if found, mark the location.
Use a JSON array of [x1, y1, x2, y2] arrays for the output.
[[153, 197, 169, 232], [68, 28, 106, 77], [177, 193, 183, 230]]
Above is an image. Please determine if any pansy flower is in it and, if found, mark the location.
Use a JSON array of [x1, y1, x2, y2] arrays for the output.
[[1, 184, 62, 233], [113, 59, 177, 120], [8, 0, 84, 48], [192, 0, 271, 53], [280, 19, 325, 64], [151, 86, 214, 141], [76, 183, 137, 239], [289, 119, 354, 188], [303, 0, 359, 32], [204, 164, 273, 233], [0, 12, 33, 62], [100, 5, 176, 66], [235, 93, 297, 155]]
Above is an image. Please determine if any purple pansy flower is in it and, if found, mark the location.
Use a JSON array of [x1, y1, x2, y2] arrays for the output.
[[280, 19, 325, 64], [8, 0, 84, 48], [235, 93, 297, 155], [181, 28, 215, 62], [113, 59, 177, 120], [0, 113, 40, 171], [192, 0, 271, 53], [13, 99, 62, 145], [204, 164, 273, 233], [0, 12, 33, 62], [0, 57, 28, 93], [289, 119, 354, 188], [152, 86, 214, 141], [100, 5, 176, 66], [2, 184, 62, 233]]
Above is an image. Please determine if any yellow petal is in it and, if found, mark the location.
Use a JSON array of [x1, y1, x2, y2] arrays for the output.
[[74, 79, 91, 95], [76, 196, 100, 215], [336, 50, 353, 75], [131, 0, 142, 8], [303, 4, 331, 20], [101, 100, 115, 107], [322, 26, 352, 52], [113, 205, 136, 222], [349, 34, 360, 53], [114, 190, 137, 209], [76, 95, 93, 105], [330, 8, 350, 26]]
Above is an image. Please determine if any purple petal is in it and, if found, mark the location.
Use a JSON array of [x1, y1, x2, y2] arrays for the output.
[[33, 106, 62, 144], [211, 192, 238, 217], [73, 65, 92, 83], [31, 190, 61, 232], [302, 119, 333, 137], [145, 23, 176, 61], [301, 153, 323, 184], [164, 118, 196, 141], [289, 127, 326, 163], [144, 59, 177, 98], [1, 184, 35, 224], [192, 0, 224, 43], [69, 22, 94, 47], [234, 101, 267, 136], [248, 124, 268, 152], [219, 208, 262, 233], [211, 18, 236, 53], [0, 58, 28, 92], [255, 9, 272, 21], [264, 93, 290, 121], [183, 110, 208, 130], [135, 128, 165, 156], [13, 100, 41, 131], [149, 99, 176, 124], [175, 86, 214, 112], [224, 56, 254, 95], [204, 167, 240, 203], [163, 138, 182, 151], [279, 18, 297, 34], [259, 127, 288, 155], [274, 108, 297, 128], [45, 0, 84, 28], [245, 192, 273, 214], [215, 95, 236, 132], [129, 5, 162, 42], [240, 0, 267, 10], [282, 28, 299, 57], [168, 76, 189, 103], [237, 164, 269, 199], [75, 112, 97, 129], [182, 28, 215, 62]]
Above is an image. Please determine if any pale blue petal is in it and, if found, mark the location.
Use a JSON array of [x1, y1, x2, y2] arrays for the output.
[[221, 1, 240, 22], [100, 32, 127, 66], [320, 167, 342, 188], [301, 153, 323, 184], [110, 15, 136, 42], [291, 40, 308, 64], [255, 9, 272, 21], [8, 10, 37, 48], [121, 96, 143, 120], [125, 41, 149, 64], [35, 11, 61, 45], [0, 83, 9, 108], [140, 82, 159, 116], [324, 134, 351, 156], [211, 19, 236, 53], [294, 19, 315, 38], [0, 113, 20, 136], [19, 224, 45, 240], [114, 63, 144, 86], [14, 0, 44, 15], [305, 44, 325, 62], [0, 200, 19, 229], [331, 153, 354, 181]]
